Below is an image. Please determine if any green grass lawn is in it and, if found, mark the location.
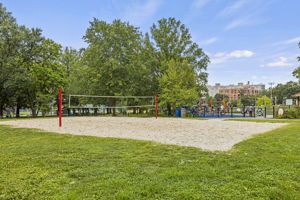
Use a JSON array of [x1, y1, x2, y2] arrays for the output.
[[0, 122, 299, 199], [225, 118, 300, 123]]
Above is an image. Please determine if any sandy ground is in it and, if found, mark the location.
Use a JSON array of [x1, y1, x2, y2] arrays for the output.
[[0, 117, 286, 151]]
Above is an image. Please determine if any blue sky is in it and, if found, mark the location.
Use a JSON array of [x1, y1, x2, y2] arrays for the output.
[[2, 0, 300, 86]]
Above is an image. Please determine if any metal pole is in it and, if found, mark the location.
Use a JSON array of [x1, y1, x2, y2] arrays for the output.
[[155, 95, 158, 119], [269, 82, 275, 105], [59, 88, 63, 127]]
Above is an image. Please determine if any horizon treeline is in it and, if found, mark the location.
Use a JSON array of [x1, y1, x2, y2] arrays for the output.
[[0, 3, 209, 117]]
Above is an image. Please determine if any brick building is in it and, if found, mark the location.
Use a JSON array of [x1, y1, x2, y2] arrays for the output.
[[219, 86, 261, 100], [207, 82, 265, 100]]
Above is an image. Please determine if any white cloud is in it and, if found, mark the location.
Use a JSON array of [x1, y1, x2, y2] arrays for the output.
[[192, 0, 211, 8], [261, 57, 294, 67], [228, 50, 254, 58], [123, 0, 163, 25], [284, 37, 300, 44], [211, 50, 254, 64], [200, 37, 218, 45], [214, 52, 226, 57], [222, 1, 272, 31], [224, 16, 267, 31], [225, 18, 248, 30], [210, 57, 228, 64], [218, 0, 247, 17], [275, 36, 300, 45]]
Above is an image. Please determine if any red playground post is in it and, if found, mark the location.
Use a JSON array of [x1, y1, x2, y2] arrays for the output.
[[58, 88, 63, 127], [155, 95, 158, 119]]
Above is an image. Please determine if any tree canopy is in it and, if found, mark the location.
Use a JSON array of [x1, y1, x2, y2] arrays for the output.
[[0, 3, 209, 117], [0, 3, 66, 117], [292, 42, 300, 80]]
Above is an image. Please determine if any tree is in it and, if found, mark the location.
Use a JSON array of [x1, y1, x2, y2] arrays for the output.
[[272, 81, 300, 104], [292, 42, 300, 80], [83, 19, 153, 97], [158, 60, 199, 115], [240, 96, 256, 106], [0, 3, 23, 117], [14, 27, 45, 117], [214, 93, 229, 102], [256, 96, 271, 106], [150, 18, 209, 113], [60, 47, 85, 95], [20, 39, 66, 116], [150, 18, 209, 85]]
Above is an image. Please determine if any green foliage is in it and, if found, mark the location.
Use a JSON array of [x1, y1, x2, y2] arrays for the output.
[[0, 4, 210, 118], [158, 60, 199, 111], [61, 47, 85, 95], [272, 81, 300, 104], [292, 42, 300, 80], [0, 123, 300, 199], [150, 17, 209, 87], [237, 99, 242, 107], [214, 93, 229, 101], [150, 18, 209, 113], [0, 3, 66, 117], [240, 95, 256, 106], [277, 107, 300, 119], [256, 96, 271, 106], [20, 38, 66, 115], [230, 99, 238, 107], [0, 3, 21, 115], [83, 19, 153, 97], [226, 119, 300, 123]]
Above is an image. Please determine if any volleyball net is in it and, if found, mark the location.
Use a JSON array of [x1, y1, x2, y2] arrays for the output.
[[67, 94, 158, 118]]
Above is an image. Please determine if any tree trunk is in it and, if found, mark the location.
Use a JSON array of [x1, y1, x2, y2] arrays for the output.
[[0, 104, 3, 119], [167, 103, 172, 116], [16, 103, 20, 118], [31, 107, 37, 117]]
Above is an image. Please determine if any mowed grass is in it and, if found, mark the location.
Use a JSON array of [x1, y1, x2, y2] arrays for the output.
[[0, 122, 300, 199], [225, 118, 300, 123]]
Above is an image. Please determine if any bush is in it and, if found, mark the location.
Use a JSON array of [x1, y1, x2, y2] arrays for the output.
[[278, 107, 300, 119]]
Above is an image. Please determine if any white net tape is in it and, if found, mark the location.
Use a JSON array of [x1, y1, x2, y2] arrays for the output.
[[68, 94, 156, 109]]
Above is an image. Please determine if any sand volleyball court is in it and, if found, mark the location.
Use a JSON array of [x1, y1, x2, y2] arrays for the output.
[[0, 117, 285, 151]]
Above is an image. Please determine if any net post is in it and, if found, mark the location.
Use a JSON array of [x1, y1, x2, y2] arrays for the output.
[[59, 88, 63, 127], [155, 95, 158, 119]]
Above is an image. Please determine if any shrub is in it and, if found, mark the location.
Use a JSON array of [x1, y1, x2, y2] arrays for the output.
[[278, 107, 300, 119]]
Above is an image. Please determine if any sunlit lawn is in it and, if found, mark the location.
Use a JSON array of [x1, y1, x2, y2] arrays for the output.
[[0, 120, 299, 199]]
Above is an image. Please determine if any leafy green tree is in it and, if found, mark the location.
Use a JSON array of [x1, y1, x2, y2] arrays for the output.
[[14, 27, 45, 117], [214, 93, 229, 101], [61, 47, 81, 78], [82, 19, 155, 112], [158, 60, 199, 115], [150, 18, 209, 86], [230, 100, 238, 107], [0, 3, 22, 117], [60, 47, 85, 95], [256, 96, 271, 106], [150, 18, 209, 112], [272, 81, 300, 104], [240, 96, 256, 106], [21, 39, 66, 116], [292, 42, 300, 80]]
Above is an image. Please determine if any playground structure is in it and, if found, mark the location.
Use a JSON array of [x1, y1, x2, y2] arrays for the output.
[[185, 99, 268, 118], [198, 100, 229, 117]]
